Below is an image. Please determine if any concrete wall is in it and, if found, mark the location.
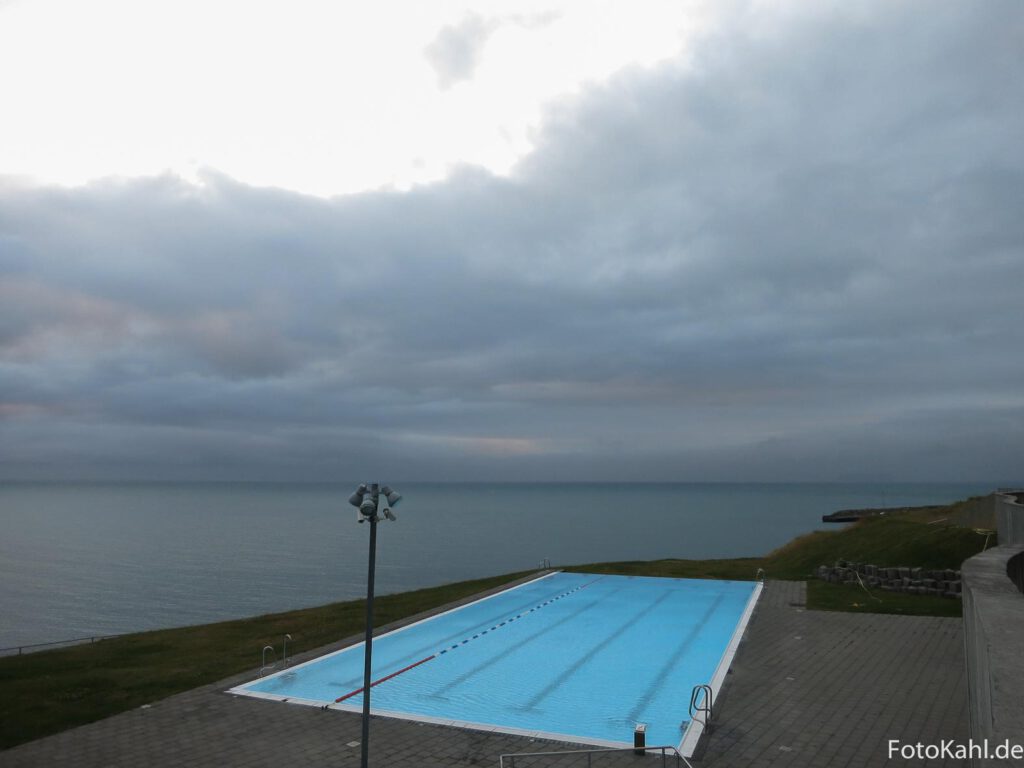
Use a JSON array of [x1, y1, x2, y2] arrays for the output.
[[962, 491, 1024, 767], [995, 490, 1024, 548]]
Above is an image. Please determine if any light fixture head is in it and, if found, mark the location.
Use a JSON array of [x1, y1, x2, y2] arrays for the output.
[[360, 496, 377, 517]]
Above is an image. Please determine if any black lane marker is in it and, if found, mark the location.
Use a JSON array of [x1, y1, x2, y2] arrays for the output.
[[432, 584, 627, 697], [384, 575, 586, 666], [332, 575, 604, 696], [435, 575, 606, 657], [626, 593, 725, 722], [520, 589, 676, 711]]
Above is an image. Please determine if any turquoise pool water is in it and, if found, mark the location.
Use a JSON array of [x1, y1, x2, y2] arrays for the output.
[[234, 572, 759, 749]]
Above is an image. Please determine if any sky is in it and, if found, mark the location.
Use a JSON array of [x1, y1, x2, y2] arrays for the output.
[[1, 0, 1022, 482]]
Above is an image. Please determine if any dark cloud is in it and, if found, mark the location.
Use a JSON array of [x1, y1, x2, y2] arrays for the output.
[[1, 0, 1023, 481]]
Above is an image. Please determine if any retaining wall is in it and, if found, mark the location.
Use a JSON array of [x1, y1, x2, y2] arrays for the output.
[[815, 561, 961, 597], [962, 491, 1024, 767]]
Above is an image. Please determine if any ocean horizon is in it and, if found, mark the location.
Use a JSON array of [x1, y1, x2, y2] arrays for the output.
[[0, 480, 1002, 650]]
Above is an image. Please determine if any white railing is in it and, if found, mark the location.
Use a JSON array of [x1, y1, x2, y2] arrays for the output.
[[499, 744, 694, 768]]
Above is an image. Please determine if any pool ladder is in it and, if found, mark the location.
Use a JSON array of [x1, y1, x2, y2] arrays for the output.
[[258, 634, 293, 677], [689, 684, 713, 731]]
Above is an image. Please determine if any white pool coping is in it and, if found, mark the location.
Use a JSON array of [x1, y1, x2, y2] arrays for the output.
[[230, 572, 763, 757], [677, 579, 763, 757]]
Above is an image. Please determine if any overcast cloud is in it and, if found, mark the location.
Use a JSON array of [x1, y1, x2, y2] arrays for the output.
[[1, 0, 1022, 482], [424, 14, 501, 89]]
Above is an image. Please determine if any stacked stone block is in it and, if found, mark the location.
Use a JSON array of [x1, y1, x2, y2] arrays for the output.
[[816, 560, 962, 598]]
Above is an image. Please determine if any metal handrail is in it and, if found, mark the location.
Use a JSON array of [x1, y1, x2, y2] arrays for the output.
[[499, 744, 693, 768], [0, 633, 125, 657], [260, 645, 277, 677], [689, 684, 713, 729]]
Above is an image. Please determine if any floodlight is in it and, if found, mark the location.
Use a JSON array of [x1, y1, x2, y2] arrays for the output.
[[360, 496, 377, 518], [348, 484, 368, 507]]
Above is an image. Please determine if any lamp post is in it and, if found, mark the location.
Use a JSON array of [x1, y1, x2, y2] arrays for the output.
[[348, 483, 401, 768]]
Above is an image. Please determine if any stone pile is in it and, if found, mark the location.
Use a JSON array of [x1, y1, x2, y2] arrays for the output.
[[816, 560, 962, 598]]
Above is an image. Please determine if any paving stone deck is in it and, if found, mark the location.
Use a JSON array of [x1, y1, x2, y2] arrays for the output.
[[1, 579, 968, 768]]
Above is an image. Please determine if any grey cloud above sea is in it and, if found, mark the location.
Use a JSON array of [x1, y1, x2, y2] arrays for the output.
[[1, 0, 1023, 481]]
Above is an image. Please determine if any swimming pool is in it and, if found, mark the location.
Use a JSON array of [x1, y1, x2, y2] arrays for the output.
[[231, 572, 760, 753]]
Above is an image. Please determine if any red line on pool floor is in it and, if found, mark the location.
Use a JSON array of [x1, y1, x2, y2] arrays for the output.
[[334, 574, 608, 703], [334, 654, 437, 703]]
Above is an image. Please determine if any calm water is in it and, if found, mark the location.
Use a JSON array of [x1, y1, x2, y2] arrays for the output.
[[0, 481, 993, 649]]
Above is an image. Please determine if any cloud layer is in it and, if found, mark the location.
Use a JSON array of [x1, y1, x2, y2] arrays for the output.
[[2, 0, 1022, 481]]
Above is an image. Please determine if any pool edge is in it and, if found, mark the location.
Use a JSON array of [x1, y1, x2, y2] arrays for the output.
[[677, 579, 764, 757], [226, 569, 562, 698]]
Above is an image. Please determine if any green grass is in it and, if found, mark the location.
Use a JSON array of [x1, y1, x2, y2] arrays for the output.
[[760, 513, 991, 577], [0, 499, 993, 751], [805, 580, 962, 617]]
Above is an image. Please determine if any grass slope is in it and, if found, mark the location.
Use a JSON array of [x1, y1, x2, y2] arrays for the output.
[[568, 508, 990, 581]]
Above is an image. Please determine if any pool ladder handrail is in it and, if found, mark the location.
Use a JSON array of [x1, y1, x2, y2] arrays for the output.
[[499, 744, 693, 768], [755, 567, 766, 586], [258, 634, 293, 677], [688, 683, 713, 730], [260, 645, 277, 677]]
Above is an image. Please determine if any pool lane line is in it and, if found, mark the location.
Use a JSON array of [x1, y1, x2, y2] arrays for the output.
[[432, 583, 628, 696], [626, 592, 725, 722], [436, 574, 606, 656], [520, 587, 676, 711], [366, 571, 589, 669], [333, 574, 607, 702], [334, 654, 437, 703]]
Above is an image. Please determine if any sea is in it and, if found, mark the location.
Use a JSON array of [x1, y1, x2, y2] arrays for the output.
[[0, 481, 996, 650]]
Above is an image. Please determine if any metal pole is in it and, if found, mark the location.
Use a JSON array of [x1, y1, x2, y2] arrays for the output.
[[360, 509, 378, 768]]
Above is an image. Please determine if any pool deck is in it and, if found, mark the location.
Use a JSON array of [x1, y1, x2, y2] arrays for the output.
[[1, 578, 968, 767]]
